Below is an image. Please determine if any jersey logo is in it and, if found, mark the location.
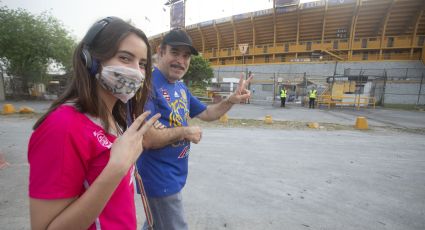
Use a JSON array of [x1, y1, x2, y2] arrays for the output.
[[93, 130, 112, 148], [161, 88, 170, 102], [180, 89, 187, 100], [178, 145, 190, 159], [174, 91, 179, 98]]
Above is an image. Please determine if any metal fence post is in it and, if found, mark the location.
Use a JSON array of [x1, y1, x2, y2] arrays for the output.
[[417, 73, 424, 105], [272, 73, 276, 106], [382, 70, 387, 106], [304, 72, 307, 107]]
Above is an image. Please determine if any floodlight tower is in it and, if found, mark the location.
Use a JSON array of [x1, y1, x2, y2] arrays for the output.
[[165, 0, 187, 29]]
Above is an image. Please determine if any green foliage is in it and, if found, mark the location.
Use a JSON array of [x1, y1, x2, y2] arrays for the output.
[[183, 55, 214, 88], [0, 5, 75, 84]]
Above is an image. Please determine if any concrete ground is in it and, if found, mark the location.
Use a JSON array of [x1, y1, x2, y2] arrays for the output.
[[0, 100, 424, 230]]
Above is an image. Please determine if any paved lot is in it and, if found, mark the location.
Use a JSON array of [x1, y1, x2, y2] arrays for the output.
[[0, 100, 424, 229]]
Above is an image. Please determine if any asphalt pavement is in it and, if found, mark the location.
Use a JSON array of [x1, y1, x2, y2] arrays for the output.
[[1, 100, 424, 230]]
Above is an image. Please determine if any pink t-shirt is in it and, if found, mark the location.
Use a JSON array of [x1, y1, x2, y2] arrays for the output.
[[28, 105, 136, 230]]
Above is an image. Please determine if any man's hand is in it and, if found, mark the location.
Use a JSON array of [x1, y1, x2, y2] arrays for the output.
[[227, 72, 253, 104], [183, 126, 202, 144]]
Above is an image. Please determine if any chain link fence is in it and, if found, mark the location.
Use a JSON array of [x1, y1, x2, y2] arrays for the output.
[[340, 68, 425, 106], [213, 67, 425, 107]]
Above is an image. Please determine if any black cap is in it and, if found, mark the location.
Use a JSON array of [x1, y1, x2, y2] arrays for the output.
[[162, 29, 198, 55]]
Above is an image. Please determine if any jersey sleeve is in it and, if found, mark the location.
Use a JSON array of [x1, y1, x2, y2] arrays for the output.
[[143, 94, 157, 120], [188, 89, 207, 118], [28, 109, 89, 199]]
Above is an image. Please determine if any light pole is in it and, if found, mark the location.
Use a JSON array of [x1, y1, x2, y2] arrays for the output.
[[238, 43, 249, 102], [239, 43, 249, 74], [242, 53, 245, 76], [166, 0, 186, 29]]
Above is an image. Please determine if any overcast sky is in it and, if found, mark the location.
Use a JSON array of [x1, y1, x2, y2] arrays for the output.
[[1, 0, 275, 40]]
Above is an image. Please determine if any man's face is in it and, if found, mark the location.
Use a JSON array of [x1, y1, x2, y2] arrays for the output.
[[157, 45, 192, 83]]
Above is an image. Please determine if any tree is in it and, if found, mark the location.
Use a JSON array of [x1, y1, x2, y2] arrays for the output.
[[0, 5, 76, 97], [183, 55, 214, 88]]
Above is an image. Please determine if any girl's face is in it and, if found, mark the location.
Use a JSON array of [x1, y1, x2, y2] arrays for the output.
[[103, 33, 148, 75]]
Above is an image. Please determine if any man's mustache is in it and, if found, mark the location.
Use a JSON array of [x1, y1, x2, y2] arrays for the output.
[[170, 64, 185, 70]]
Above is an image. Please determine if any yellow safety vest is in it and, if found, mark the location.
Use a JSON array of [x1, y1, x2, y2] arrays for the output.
[[309, 89, 317, 99], [280, 89, 287, 98]]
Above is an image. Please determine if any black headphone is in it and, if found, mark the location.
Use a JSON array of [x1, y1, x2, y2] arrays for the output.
[[80, 16, 117, 76]]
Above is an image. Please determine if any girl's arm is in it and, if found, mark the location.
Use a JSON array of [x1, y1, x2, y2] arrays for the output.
[[30, 112, 160, 230]]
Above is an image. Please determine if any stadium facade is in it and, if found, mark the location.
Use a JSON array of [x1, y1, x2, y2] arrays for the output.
[[150, 0, 425, 69], [149, 0, 425, 106]]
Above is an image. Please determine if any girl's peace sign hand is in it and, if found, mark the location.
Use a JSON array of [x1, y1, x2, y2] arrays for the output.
[[108, 111, 161, 176]]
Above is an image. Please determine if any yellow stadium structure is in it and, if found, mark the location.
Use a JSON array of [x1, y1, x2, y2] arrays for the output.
[[150, 0, 425, 66]]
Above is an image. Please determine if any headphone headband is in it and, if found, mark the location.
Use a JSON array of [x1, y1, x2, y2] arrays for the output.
[[81, 16, 118, 76], [82, 16, 116, 47]]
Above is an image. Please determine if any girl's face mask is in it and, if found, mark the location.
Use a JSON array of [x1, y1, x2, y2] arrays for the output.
[[96, 65, 145, 103]]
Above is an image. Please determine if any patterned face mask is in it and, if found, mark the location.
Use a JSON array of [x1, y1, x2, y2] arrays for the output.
[[96, 65, 145, 103]]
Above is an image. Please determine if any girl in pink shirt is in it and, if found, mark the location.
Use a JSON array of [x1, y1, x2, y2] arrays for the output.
[[28, 17, 159, 230]]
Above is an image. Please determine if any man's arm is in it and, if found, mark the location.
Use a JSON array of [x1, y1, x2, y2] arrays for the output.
[[197, 73, 252, 121], [143, 121, 202, 149]]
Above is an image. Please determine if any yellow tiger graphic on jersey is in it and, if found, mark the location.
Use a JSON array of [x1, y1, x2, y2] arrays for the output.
[[168, 89, 189, 127]]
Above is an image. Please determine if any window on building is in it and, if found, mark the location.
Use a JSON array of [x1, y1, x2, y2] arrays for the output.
[[333, 40, 339, 49], [418, 36, 425, 46], [387, 37, 394, 48], [306, 42, 312, 51], [384, 52, 391, 60], [361, 39, 367, 48]]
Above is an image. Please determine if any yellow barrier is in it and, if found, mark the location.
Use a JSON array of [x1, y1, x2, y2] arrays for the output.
[[19, 106, 35, 114], [354, 116, 369, 130], [2, 104, 16, 114], [317, 95, 376, 110], [219, 114, 228, 123], [264, 115, 273, 124], [308, 122, 319, 129]]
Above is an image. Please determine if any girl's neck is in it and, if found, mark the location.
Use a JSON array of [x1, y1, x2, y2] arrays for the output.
[[97, 85, 119, 133]]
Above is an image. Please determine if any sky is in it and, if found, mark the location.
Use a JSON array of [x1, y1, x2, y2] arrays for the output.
[[1, 0, 278, 40]]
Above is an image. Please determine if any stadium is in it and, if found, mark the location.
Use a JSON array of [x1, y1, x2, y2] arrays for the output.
[[150, 0, 425, 107]]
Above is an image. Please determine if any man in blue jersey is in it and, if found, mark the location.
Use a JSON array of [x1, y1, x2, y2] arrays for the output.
[[137, 29, 252, 230]]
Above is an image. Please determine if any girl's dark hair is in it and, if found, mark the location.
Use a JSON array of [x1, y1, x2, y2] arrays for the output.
[[33, 17, 152, 132]]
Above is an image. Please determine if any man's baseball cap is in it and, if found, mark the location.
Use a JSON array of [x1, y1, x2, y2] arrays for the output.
[[162, 29, 199, 56]]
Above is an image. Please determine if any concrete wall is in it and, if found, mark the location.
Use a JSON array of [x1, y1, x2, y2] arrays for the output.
[[213, 60, 425, 78], [384, 82, 425, 105]]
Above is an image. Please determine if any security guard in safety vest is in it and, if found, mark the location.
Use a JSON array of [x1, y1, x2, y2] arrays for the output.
[[280, 87, 287, 107], [308, 87, 317, 109]]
